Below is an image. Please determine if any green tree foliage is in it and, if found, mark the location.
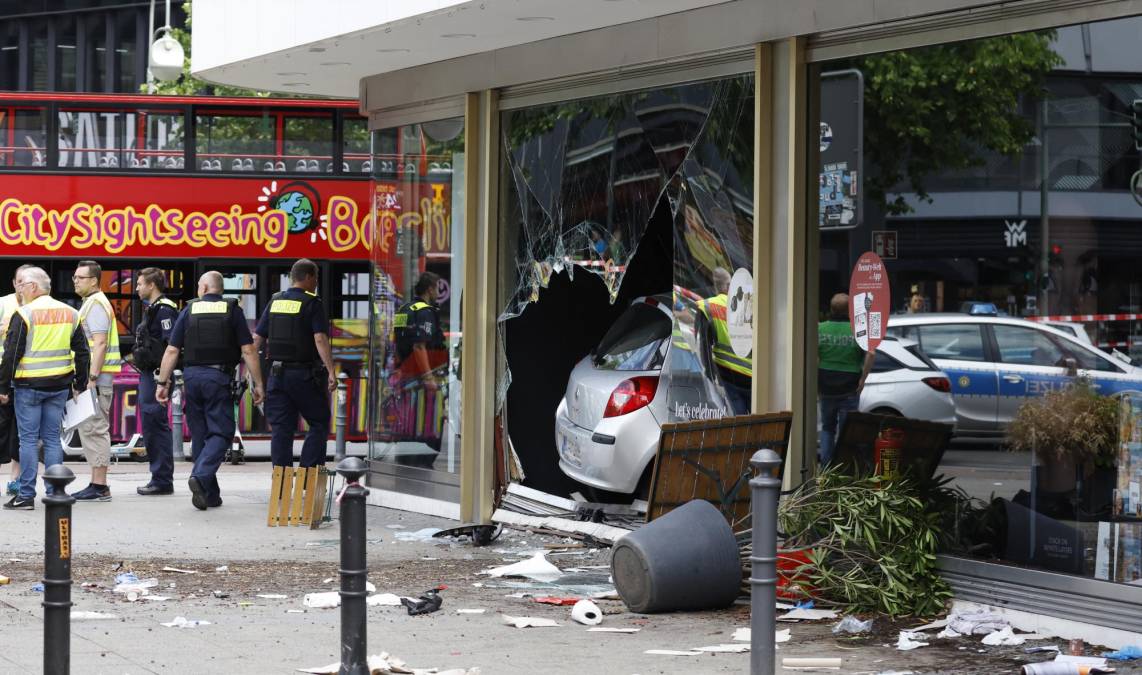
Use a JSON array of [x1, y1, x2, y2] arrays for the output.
[[857, 32, 1063, 214]]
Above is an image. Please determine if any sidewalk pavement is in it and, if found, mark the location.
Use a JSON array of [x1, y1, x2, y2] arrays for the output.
[[1, 460, 1137, 674]]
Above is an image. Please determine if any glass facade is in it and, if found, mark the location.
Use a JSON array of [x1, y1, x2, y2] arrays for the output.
[[812, 17, 1142, 587], [367, 118, 464, 479], [498, 75, 755, 493]]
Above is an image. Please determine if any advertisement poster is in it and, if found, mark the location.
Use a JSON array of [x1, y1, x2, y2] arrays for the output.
[[1116, 393, 1142, 518], [848, 251, 890, 352]]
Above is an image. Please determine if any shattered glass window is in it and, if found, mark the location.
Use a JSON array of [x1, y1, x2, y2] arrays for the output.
[[500, 73, 756, 445]]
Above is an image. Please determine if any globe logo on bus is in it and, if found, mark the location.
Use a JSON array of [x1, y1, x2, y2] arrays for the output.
[[276, 191, 314, 233]]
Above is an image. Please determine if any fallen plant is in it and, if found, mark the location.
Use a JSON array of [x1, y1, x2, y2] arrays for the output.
[[778, 465, 951, 617]]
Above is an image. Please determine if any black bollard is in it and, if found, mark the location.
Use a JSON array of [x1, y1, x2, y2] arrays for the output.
[[749, 449, 782, 675], [42, 464, 76, 675], [336, 457, 369, 675]]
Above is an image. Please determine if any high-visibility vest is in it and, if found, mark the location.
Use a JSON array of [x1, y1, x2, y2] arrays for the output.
[[0, 292, 19, 359], [14, 295, 79, 380], [78, 291, 122, 374], [697, 294, 752, 378]]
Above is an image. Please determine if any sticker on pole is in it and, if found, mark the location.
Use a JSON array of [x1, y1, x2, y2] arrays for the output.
[[848, 251, 890, 352]]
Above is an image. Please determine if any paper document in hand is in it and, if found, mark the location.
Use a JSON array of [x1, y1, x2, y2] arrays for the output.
[[62, 389, 97, 431]]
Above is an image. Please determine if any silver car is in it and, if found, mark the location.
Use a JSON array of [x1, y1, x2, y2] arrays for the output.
[[556, 296, 957, 497], [887, 314, 1142, 441]]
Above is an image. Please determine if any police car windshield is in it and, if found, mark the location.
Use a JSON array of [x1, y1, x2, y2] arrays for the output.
[[593, 303, 671, 371]]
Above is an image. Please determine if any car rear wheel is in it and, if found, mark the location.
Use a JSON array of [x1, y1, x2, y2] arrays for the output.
[[871, 407, 903, 417]]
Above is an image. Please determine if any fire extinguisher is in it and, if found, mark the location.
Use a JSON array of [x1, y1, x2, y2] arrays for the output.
[[874, 427, 905, 481]]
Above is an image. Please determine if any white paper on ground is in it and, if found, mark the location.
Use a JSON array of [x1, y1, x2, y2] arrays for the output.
[[393, 527, 444, 542], [501, 614, 559, 628], [982, 626, 1025, 646], [303, 592, 340, 609], [61, 389, 96, 431], [588, 627, 639, 633], [778, 608, 840, 621], [365, 593, 402, 607], [161, 616, 211, 628], [645, 650, 703, 656], [297, 651, 480, 675], [71, 611, 117, 620], [482, 552, 562, 583], [139, 595, 170, 602], [896, 631, 929, 651], [913, 618, 949, 632], [696, 644, 750, 653], [456, 608, 487, 614], [731, 628, 790, 643]]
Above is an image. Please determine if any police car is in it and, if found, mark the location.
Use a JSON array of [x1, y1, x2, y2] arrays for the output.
[[887, 314, 1142, 442]]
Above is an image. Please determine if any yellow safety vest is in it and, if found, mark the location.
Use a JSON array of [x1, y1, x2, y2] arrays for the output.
[[698, 294, 752, 378], [78, 291, 122, 374], [15, 295, 79, 380], [0, 292, 20, 359]]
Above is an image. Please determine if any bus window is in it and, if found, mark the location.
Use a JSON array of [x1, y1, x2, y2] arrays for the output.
[[343, 116, 370, 174], [340, 271, 369, 319], [131, 110, 186, 170], [58, 109, 125, 169], [2, 107, 48, 167], [196, 111, 274, 173], [283, 114, 332, 173], [220, 271, 259, 331]]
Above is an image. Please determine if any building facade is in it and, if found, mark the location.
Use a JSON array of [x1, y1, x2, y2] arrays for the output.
[[192, 0, 1142, 638]]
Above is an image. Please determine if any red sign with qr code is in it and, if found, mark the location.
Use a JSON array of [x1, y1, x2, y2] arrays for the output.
[[848, 251, 891, 353]]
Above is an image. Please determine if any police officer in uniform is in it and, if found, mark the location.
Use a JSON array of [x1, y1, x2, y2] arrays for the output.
[[392, 271, 446, 468], [133, 267, 180, 495], [253, 259, 336, 468], [695, 267, 753, 416], [155, 271, 264, 511]]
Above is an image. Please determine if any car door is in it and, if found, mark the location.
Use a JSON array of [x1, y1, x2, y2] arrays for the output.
[[899, 322, 998, 434], [990, 323, 1074, 426], [1056, 334, 1142, 397]]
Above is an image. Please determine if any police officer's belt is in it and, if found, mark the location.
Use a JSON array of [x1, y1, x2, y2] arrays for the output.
[[193, 363, 233, 372]]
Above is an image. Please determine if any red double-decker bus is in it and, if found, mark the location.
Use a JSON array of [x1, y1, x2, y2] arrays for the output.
[[0, 92, 381, 454]]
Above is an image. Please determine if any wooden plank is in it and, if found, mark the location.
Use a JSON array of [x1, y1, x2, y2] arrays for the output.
[[308, 468, 329, 530], [289, 467, 307, 526], [278, 467, 295, 527], [300, 467, 320, 526], [267, 466, 283, 527]]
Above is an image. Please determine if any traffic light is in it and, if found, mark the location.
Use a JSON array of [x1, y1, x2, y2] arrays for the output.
[[1134, 99, 1142, 151]]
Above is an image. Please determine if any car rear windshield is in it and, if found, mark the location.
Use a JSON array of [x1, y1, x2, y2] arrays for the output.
[[593, 303, 671, 371]]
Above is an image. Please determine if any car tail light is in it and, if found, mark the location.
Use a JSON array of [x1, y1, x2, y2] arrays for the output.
[[603, 376, 659, 418], [922, 376, 952, 393]]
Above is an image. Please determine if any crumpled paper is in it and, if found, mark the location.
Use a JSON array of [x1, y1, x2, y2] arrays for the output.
[[297, 651, 479, 674], [896, 631, 929, 651], [982, 626, 1026, 646], [939, 610, 1009, 637], [481, 553, 562, 583], [161, 616, 211, 628], [501, 614, 559, 628]]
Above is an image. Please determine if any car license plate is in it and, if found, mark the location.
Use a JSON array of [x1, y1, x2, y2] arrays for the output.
[[561, 431, 581, 465]]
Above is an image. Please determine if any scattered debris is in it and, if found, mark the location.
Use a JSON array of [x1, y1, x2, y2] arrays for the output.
[[297, 651, 478, 674], [645, 650, 702, 656], [588, 627, 639, 633], [501, 483, 578, 517], [982, 626, 1027, 646], [71, 611, 117, 620], [696, 644, 750, 653], [303, 592, 341, 609], [501, 614, 559, 628], [161, 616, 211, 628], [778, 608, 839, 622], [401, 588, 443, 616], [366, 593, 402, 607], [30, 583, 43, 593], [939, 609, 1008, 637], [783, 657, 842, 670], [492, 510, 630, 545], [215, 565, 229, 573], [833, 615, 873, 634], [256, 594, 288, 600], [456, 608, 486, 615], [570, 599, 602, 626], [1025, 646, 1062, 654], [730, 627, 791, 643], [0, 574, 11, 585], [482, 552, 562, 583], [896, 631, 929, 651], [912, 617, 949, 632], [533, 596, 580, 606], [1103, 645, 1142, 660], [212, 590, 230, 599], [161, 567, 199, 574], [393, 528, 444, 542]]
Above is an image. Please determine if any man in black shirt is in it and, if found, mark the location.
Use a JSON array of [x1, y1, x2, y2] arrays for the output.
[[133, 267, 180, 495]]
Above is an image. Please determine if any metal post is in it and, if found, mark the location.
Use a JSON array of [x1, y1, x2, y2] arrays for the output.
[[749, 449, 782, 675], [1039, 97, 1050, 317], [336, 457, 369, 675], [335, 372, 348, 463], [171, 369, 184, 461], [43, 465, 76, 675]]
